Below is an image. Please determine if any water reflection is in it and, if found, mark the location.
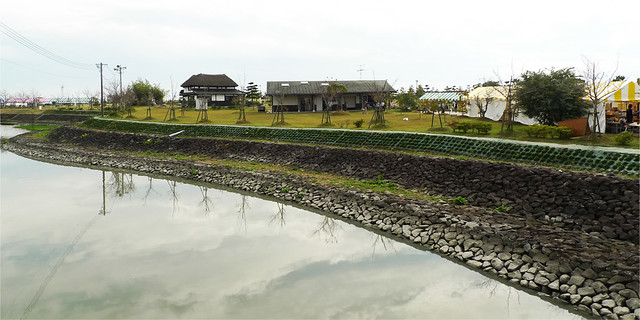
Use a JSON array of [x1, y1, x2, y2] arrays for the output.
[[270, 202, 287, 228], [0, 150, 585, 319], [199, 186, 213, 216], [312, 216, 341, 243]]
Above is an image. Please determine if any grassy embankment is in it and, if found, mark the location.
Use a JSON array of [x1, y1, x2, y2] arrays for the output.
[[2, 105, 638, 149]]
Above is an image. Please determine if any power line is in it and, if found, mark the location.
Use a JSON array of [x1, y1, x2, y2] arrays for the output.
[[0, 20, 93, 70], [0, 58, 92, 79]]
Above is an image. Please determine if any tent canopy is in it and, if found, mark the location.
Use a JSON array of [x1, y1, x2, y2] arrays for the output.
[[465, 86, 508, 101], [602, 80, 639, 102], [420, 91, 464, 101]]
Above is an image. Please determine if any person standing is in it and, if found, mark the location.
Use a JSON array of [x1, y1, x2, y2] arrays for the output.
[[626, 104, 634, 123]]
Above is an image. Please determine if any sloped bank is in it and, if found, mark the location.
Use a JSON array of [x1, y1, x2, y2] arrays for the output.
[[4, 130, 639, 320], [49, 126, 639, 243]]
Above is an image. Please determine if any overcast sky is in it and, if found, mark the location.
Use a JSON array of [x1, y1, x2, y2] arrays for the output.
[[1, 0, 637, 98]]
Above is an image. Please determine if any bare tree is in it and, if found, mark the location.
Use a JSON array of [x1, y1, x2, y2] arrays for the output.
[[320, 82, 347, 125], [312, 216, 340, 243], [199, 186, 213, 216], [491, 72, 519, 134], [107, 172, 135, 198], [82, 88, 96, 109], [142, 177, 160, 205], [122, 85, 136, 117], [237, 195, 250, 233], [368, 80, 394, 128], [106, 80, 121, 114], [167, 180, 179, 215], [371, 234, 396, 257], [272, 85, 287, 126], [234, 94, 248, 124], [269, 203, 286, 228], [473, 91, 493, 119], [163, 76, 179, 121], [582, 57, 618, 137], [0, 89, 9, 107]]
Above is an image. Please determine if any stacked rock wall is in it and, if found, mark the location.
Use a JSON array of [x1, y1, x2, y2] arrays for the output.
[[48, 126, 640, 243]]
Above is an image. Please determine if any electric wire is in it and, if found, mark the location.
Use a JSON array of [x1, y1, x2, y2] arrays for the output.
[[1, 58, 93, 79], [20, 214, 101, 319], [0, 20, 93, 70]]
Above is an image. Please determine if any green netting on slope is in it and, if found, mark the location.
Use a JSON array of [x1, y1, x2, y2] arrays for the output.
[[82, 118, 639, 176]]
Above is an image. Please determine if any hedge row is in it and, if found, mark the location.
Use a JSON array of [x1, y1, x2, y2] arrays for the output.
[[82, 118, 639, 176]]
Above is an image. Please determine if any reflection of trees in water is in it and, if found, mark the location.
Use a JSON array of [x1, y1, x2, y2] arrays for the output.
[[371, 234, 396, 257], [236, 195, 250, 232], [478, 279, 519, 315], [312, 216, 341, 243], [142, 177, 160, 204], [269, 203, 286, 228], [199, 186, 213, 216], [167, 180, 179, 215], [107, 172, 135, 198]]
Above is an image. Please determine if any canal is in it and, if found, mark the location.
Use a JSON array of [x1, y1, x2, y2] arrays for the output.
[[1, 126, 584, 319]]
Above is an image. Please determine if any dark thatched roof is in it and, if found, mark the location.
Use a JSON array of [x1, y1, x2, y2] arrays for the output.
[[181, 74, 238, 88], [266, 80, 395, 95]]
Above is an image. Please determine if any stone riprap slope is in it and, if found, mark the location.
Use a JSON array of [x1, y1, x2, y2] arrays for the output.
[[5, 128, 639, 319], [50, 126, 639, 244]]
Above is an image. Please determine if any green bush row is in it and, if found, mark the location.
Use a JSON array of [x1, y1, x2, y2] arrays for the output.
[[82, 118, 639, 176], [523, 124, 574, 139], [451, 122, 492, 134]]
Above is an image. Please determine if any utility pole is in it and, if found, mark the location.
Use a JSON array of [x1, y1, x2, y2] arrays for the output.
[[96, 63, 107, 117], [114, 65, 126, 112]]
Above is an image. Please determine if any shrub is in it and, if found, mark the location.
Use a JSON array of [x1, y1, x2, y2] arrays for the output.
[[452, 196, 468, 205], [353, 119, 365, 128], [524, 124, 551, 138], [552, 126, 574, 139], [613, 131, 634, 146], [453, 122, 472, 133], [471, 123, 492, 134]]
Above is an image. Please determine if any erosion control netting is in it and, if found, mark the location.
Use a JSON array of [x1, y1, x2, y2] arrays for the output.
[[83, 118, 639, 176]]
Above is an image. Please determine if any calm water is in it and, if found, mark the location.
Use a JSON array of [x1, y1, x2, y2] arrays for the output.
[[0, 126, 583, 319]]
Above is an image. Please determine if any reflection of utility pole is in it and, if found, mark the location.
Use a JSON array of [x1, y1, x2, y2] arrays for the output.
[[100, 171, 107, 215], [114, 65, 126, 112], [96, 63, 107, 117]]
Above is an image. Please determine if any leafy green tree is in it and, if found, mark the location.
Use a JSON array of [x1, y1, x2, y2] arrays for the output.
[[396, 89, 418, 111], [416, 84, 426, 98], [131, 79, 164, 106], [246, 82, 261, 105], [516, 68, 588, 126]]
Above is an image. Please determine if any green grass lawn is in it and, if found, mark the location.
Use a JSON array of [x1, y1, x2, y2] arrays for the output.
[[2, 106, 638, 149]]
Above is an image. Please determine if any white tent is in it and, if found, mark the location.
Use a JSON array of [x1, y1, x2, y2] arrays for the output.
[[588, 80, 639, 133], [466, 80, 640, 132], [465, 86, 536, 125]]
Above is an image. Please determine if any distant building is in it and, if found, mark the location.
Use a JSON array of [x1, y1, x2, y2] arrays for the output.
[[266, 80, 395, 112], [180, 74, 244, 108]]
